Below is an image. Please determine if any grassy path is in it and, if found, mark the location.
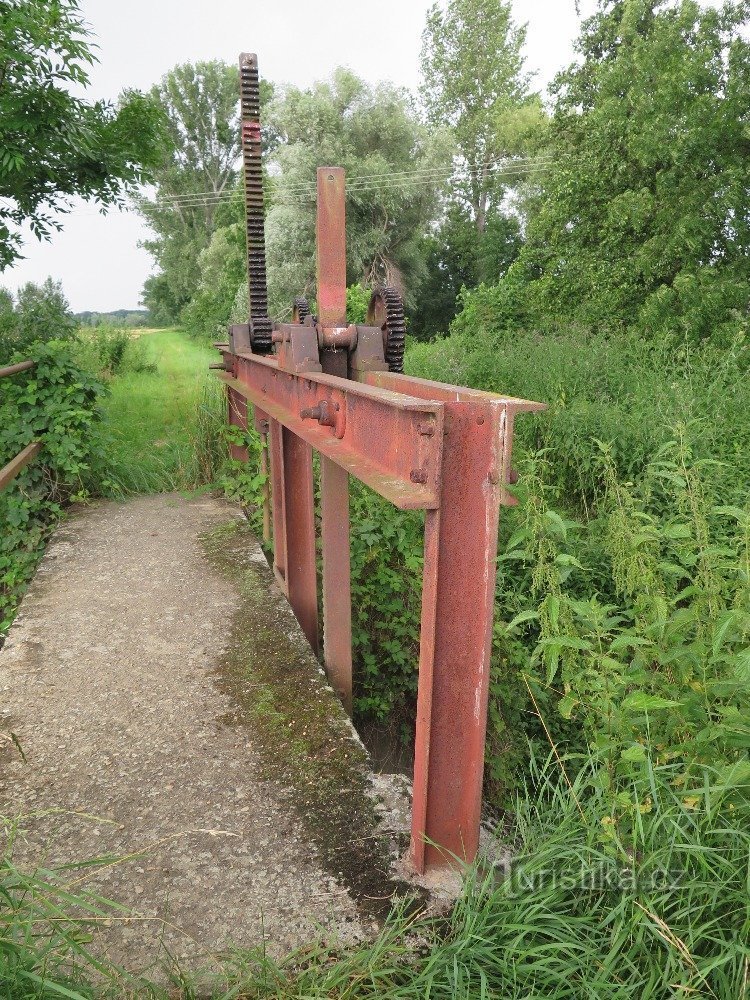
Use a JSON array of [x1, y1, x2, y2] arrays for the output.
[[101, 328, 219, 494]]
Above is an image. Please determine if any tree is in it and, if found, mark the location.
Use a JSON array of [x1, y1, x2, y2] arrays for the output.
[[411, 203, 521, 337], [0, 287, 16, 355], [0, 0, 166, 270], [420, 0, 543, 235], [262, 69, 451, 316], [510, 0, 750, 340], [137, 61, 274, 324], [15, 278, 77, 344]]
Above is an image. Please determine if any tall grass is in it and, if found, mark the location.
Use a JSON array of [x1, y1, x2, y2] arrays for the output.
[[179, 752, 750, 998], [86, 328, 220, 497], [0, 816, 133, 999]]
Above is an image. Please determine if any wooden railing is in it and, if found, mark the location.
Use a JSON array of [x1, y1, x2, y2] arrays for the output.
[[0, 360, 42, 492]]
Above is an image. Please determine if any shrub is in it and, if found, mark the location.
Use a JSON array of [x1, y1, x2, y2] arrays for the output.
[[0, 341, 105, 634]]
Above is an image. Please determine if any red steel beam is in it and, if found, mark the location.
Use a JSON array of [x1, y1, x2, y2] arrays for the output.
[[320, 457, 352, 713], [359, 371, 544, 871], [268, 417, 288, 592], [281, 427, 319, 653], [316, 167, 347, 327], [316, 166, 353, 714], [217, 360, 444, 510]]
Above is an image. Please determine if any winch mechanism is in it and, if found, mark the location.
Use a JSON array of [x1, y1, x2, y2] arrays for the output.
[[230, 52, 406, 379]]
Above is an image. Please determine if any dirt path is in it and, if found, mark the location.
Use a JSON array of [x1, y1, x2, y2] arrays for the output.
[[0, 495, 411, 980]]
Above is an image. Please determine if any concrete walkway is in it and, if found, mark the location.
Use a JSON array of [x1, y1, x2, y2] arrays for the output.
[[0, 495, 412, 978]]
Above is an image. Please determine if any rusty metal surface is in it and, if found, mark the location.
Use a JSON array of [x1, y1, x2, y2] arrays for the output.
[[213, 134, 548, 873], [0, 360, 35, 379], [359, 371, 545, 506], [281, 428, 319, 653], [411, 401, 506, 871], [321, 456, 353, 715], [239, 52, 272, 351], [0, 441, 42, 492], [268, 418, 287, 589], [316, 171, 354, 714], [316, 168, 347, 327], [217, 363, 444, 510]]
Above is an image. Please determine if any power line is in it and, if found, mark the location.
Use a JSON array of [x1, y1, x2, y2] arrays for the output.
[[139, 152, 559, 207]]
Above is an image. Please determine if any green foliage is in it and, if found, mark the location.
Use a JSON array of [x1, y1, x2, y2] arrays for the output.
[[0, 341, 105, 634], [0, 0, 165, 269], [87, 328, 219, 496], [349, 488, 424, 720], [263, 69, 451, 316], [0, 279, 77, 357], [339, 325, 750, 801], [420, 0, 543, 232], [502, 0, 750, 341], [412, 203, 522, 338], [138, 62, 273, 327]]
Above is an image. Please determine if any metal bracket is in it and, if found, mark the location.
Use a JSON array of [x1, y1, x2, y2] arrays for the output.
[[349, 325, 389, 375], [229, 324, 252, 353], [274, 323, 323, 374]]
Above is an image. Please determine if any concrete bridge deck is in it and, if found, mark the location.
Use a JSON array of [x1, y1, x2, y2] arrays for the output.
[[0, 495, 416, 978]]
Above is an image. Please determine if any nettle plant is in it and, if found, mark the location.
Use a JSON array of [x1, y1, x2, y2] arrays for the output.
[[500, 433, 750, 774], [0, 341, 105, 631]]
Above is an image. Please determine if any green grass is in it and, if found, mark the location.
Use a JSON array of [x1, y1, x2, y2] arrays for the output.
[[98, 328, 219, 495], [6, 753, 748, 999]]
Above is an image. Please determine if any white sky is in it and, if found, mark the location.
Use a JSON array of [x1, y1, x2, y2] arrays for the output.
[[4, 0, 595, 312]]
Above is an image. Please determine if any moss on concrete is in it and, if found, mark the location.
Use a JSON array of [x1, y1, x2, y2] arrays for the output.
[[201, 520, 418, 921]]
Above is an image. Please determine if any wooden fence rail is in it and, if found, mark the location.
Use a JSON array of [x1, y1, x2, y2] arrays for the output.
[[0, 360, 41, 492]]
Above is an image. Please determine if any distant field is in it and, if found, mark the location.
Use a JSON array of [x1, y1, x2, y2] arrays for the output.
[[100, 328, 219, 494]]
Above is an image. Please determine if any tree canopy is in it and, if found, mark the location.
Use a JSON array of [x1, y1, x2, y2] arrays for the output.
[[505, 0, 750, 341], [0, 0, 165, 270], [263, 68, 451, 315]]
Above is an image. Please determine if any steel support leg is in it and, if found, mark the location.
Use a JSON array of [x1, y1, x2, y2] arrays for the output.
[[321, 456, 352, 713], [282, 428, 319, 653], [268, 418, 287, 590], [411, 401, 506, 872], [316, 165, 353, 707]]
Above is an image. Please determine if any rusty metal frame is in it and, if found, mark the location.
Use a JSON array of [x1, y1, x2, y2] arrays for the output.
[[213, 161, 544, 875]]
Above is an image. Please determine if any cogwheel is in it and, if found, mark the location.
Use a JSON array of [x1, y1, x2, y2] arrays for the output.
[[239, 52, 272, 352], [367, 286, 405, 373], [292, 297, 310, 324]]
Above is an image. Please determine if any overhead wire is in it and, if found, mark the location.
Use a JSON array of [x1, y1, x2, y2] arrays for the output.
[[142, 152, 560, 206], [139, 155, 559, 213], [8, 153, 560, 219]]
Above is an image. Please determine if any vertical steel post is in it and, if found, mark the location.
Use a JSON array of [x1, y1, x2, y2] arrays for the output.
[[253, 407, 272, 546], [259, 436, 271, 544], [411, 401, 508, 872], [282, 428, 319, 653], [268, 418, 288, 590], [317, 167, 353, 712]]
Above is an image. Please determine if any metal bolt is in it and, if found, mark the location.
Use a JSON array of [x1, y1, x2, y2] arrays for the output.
[[476, 415, 485, 425], [418, 423, 435, 437], [410, 469, 428, 484], [300, 400, 337, 427]]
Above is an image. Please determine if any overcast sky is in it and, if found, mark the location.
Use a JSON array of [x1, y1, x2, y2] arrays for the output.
[[5, 0, 596, 313]]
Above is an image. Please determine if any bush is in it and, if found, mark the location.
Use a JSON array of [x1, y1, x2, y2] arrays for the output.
[[0, 341, 105, 634]]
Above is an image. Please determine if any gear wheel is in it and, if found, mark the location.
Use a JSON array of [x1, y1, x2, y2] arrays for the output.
[[292, 297, 310, 324], [239, 53, 272, 352], [367, 286, 405, 373]]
